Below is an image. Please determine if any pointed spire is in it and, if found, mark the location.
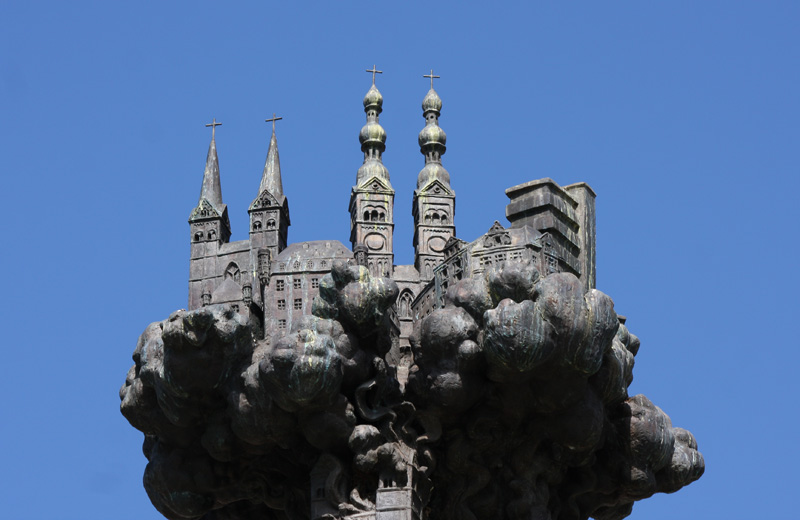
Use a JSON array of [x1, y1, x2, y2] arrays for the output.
[[259, 114, 284, 198], [199, 118, 224, 208]]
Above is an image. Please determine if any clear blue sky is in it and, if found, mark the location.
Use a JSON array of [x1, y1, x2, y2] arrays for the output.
[[2, 2, 798, 519]]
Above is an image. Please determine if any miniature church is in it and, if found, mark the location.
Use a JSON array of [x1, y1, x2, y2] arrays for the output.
[[187, 68, 597, 355]]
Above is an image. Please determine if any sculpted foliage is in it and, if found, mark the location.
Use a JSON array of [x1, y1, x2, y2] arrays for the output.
[[121, 260, 703, 520]]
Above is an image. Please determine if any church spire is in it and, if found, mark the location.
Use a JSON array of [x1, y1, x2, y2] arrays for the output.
[[350, 66, 395, 278], [188, 118, 231, 309], [417, 70, 450, 189], [199, 118, 224, 208], [249, 113, 290, 261], [357, 65, 391, 187], [413, 71, 456, 282], [259, 114, 284, 198]]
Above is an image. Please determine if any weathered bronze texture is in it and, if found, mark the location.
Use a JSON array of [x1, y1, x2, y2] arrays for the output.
[[121, 75, 703, 520]]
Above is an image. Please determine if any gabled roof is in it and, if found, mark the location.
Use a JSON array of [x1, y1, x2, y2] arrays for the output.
[[249, 188, 286, 211], [212, 277, 243, 304], [189, 198, 228, 222], [354, 175, 394, 194], [417, 178, 453, 197]]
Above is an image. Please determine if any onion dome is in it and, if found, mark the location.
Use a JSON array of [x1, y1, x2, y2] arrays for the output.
[[363, 84, 383, 113], [418, 123, 446, 149], [422, 88, 442, 114], [356, 79, 391, 187], [417, 162, 450, 189], [360, 121, 387, 150], [357, 160, 389, 182], [416, 86, 450, 189]]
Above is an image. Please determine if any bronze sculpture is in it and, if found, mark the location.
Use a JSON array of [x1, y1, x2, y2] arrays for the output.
[[121, 70, 703, 520]]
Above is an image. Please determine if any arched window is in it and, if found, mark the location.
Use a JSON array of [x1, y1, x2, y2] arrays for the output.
[[364, 210, 370, 221], [253, 220, 262, 230], [379, 212, 385, 222], [208, 229, 217, 240], [194, 231, 204, 242], [398, 290, 413, 318], [371, 209, 379, 221], [267, 219, 276, 230], [225, 263, 241, 283]]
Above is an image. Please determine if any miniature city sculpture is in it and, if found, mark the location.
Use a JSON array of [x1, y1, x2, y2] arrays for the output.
[[121, 70, 704, 520]]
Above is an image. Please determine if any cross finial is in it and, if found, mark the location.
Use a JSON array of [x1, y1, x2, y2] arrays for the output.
[[205, 118, 222, 140], [366, 64, 383, 85], [423, 69, 440, 89], [265, 113, 282, 133]]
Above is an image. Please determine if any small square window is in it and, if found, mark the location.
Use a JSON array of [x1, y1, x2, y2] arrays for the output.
[[277, 300, 285, 310], [311, 278, 319, 289], [294, 299, 302, 310], [293, 279, 301, 289], [276, 280, 285, 291], [278, 319, 286, 330]]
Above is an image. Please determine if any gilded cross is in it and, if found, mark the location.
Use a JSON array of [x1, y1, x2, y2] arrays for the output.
[[423, 69, 440, 89], [265, 113, 283, 133], [205, 118, 222, 139], [366, 64, 383, 85]]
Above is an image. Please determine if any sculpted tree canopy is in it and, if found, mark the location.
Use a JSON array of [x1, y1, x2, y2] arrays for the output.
[[121, 260, 703, 520]]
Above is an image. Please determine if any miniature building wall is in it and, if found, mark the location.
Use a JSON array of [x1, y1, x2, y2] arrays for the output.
[[187, 92, 595, 355], [505, 178, 596, 292], [411, 223, 563, 320], [266, 240, 355, 334]]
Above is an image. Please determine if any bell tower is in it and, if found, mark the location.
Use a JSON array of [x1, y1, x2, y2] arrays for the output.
[[188, 119, 231, 310], [249, 113, 290, 262], [349, 66, 395, 278], [413, 71, 455, 283]]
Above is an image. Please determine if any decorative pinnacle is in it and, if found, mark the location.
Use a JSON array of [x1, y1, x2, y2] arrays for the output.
[[265, 113, 282, 133], [423, 69, 440, 89], [205, 118, 222, 140], [366, 64, 383, 85]]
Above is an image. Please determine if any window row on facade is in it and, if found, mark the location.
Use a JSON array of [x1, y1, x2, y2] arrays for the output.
[[276, 299, 304, 310], [275, 278, 320, 291]]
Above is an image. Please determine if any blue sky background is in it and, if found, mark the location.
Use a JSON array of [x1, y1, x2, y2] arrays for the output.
[[2, 2, 798, 519]]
